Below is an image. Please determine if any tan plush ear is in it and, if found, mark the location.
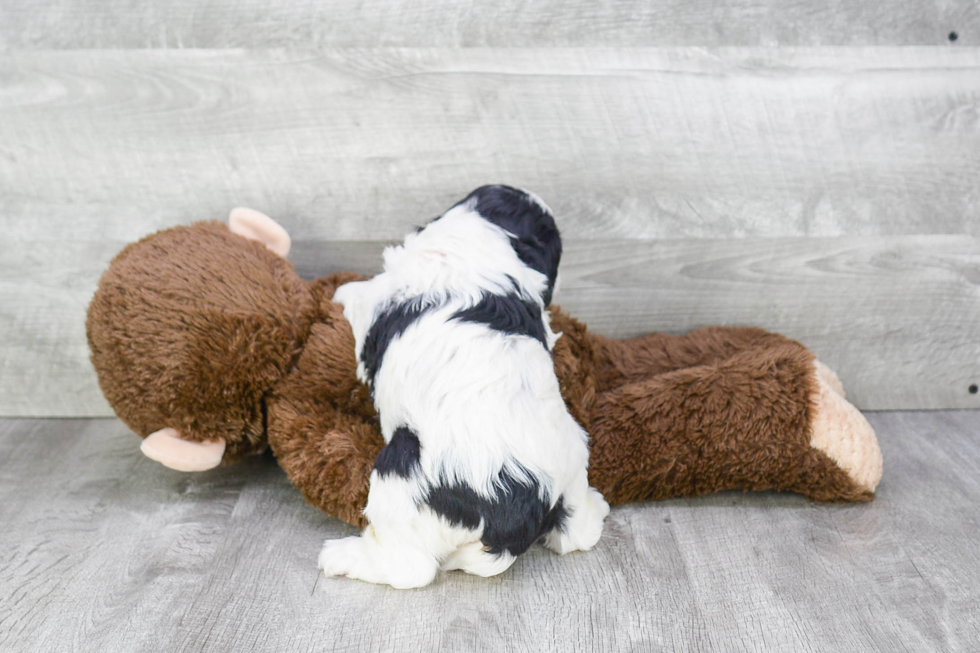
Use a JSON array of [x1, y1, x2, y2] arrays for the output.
[[140, 427, 226, 472], [229, 207, 291, 257]]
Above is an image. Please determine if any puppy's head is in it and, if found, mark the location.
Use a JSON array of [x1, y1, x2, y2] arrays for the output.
[[406, 185, 559, 305], [387, 185, 562, 306], [458, 185, 561, 305]]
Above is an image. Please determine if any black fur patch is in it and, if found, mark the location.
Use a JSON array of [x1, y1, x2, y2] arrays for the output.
[[360, 298, 432, 386], [461, 185, 563, 306], [425, 465, 568, 556], [452, 292, 548, 348], [374, 426, 422, 479]]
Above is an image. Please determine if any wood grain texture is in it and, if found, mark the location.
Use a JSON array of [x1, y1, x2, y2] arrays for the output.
[[1, 413, 978, 651], [3, 236, 977, 417], [552, 236, 980, 411], [0, 0, 977, 48], [2, 48, 979, 244], [2, 48, 978, 414]]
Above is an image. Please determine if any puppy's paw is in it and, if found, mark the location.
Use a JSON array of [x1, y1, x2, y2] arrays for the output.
[[317, 533, 438, 588], [545, 488, 610, 555], [318, 536, 366, 578], [572, 488, 610, 552]]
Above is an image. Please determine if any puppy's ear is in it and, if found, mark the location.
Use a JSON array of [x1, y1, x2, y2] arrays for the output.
[[462, 185, 562, 305], [229, 207, 291, 257]]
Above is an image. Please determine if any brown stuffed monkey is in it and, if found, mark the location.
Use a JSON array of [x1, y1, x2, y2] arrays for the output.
[[86, 205, 882, 528]]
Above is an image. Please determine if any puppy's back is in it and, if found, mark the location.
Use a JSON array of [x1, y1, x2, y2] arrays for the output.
[[336, 185, 587, 555]]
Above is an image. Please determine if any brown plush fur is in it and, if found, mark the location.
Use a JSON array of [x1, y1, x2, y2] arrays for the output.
[[86, 222, 317, 462], [87, 221, 872, 529], [579, 323, 872, 504]]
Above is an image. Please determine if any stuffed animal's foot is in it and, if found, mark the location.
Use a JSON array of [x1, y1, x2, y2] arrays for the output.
[[814, 359, 846, 398], [809, 362, 883, 493]]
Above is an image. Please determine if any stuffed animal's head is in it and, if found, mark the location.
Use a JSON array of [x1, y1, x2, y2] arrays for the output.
[[86, 210, 316, 470]]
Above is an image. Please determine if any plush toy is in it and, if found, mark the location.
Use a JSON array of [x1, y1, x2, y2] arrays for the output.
[[86, 204, 882, 528]]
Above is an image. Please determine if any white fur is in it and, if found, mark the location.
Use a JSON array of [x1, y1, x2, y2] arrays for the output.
[[322, 199, 609, 589]]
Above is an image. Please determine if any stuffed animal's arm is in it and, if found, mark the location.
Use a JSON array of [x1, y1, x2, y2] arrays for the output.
[[267, 404, 381, 528], [265, 299, 383, 527], [140, 428, 226, 471]]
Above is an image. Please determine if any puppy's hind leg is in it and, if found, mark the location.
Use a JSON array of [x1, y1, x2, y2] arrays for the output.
[[543, 472, 610, 555], [442, 542, 517, 578], [318, 523, 440, 589], [319, 474, 444, 589]]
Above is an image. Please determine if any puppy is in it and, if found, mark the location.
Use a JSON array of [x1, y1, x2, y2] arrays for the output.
[[321, 185, 609, 588]]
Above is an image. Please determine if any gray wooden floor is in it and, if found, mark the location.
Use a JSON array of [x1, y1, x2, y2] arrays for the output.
[[2, 413, 978, 652]]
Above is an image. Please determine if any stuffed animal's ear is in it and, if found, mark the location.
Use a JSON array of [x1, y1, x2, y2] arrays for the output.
[[229, 207, 291, 257], [140, 427, 226, 472]]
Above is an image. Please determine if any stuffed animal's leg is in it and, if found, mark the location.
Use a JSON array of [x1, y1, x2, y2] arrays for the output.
[[587, 323, 805, 393], [809, 366, 882, 493], [586, 342, 881, 505], [814, 359, 846, 397], [543, 471, 610, 555]]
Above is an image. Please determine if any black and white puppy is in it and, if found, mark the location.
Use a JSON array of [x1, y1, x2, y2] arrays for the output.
[[321, 185, 609, 588]]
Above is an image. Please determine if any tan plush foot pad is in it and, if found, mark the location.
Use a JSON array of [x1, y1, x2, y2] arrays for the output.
[[814, 359, 846, 398], [809, 364, 883, 492]]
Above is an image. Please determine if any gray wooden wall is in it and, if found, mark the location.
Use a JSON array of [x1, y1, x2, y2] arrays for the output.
[[1, 1, 978, 416]]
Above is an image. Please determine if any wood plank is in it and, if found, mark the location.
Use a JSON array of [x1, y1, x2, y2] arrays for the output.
[[553, 236, 980, 411], [2, 413, 979, 651], [1, 48, 978, 244], [2, 235, 977, 416], [657, 410, 980, 652], [0, 0, 976, 48]]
